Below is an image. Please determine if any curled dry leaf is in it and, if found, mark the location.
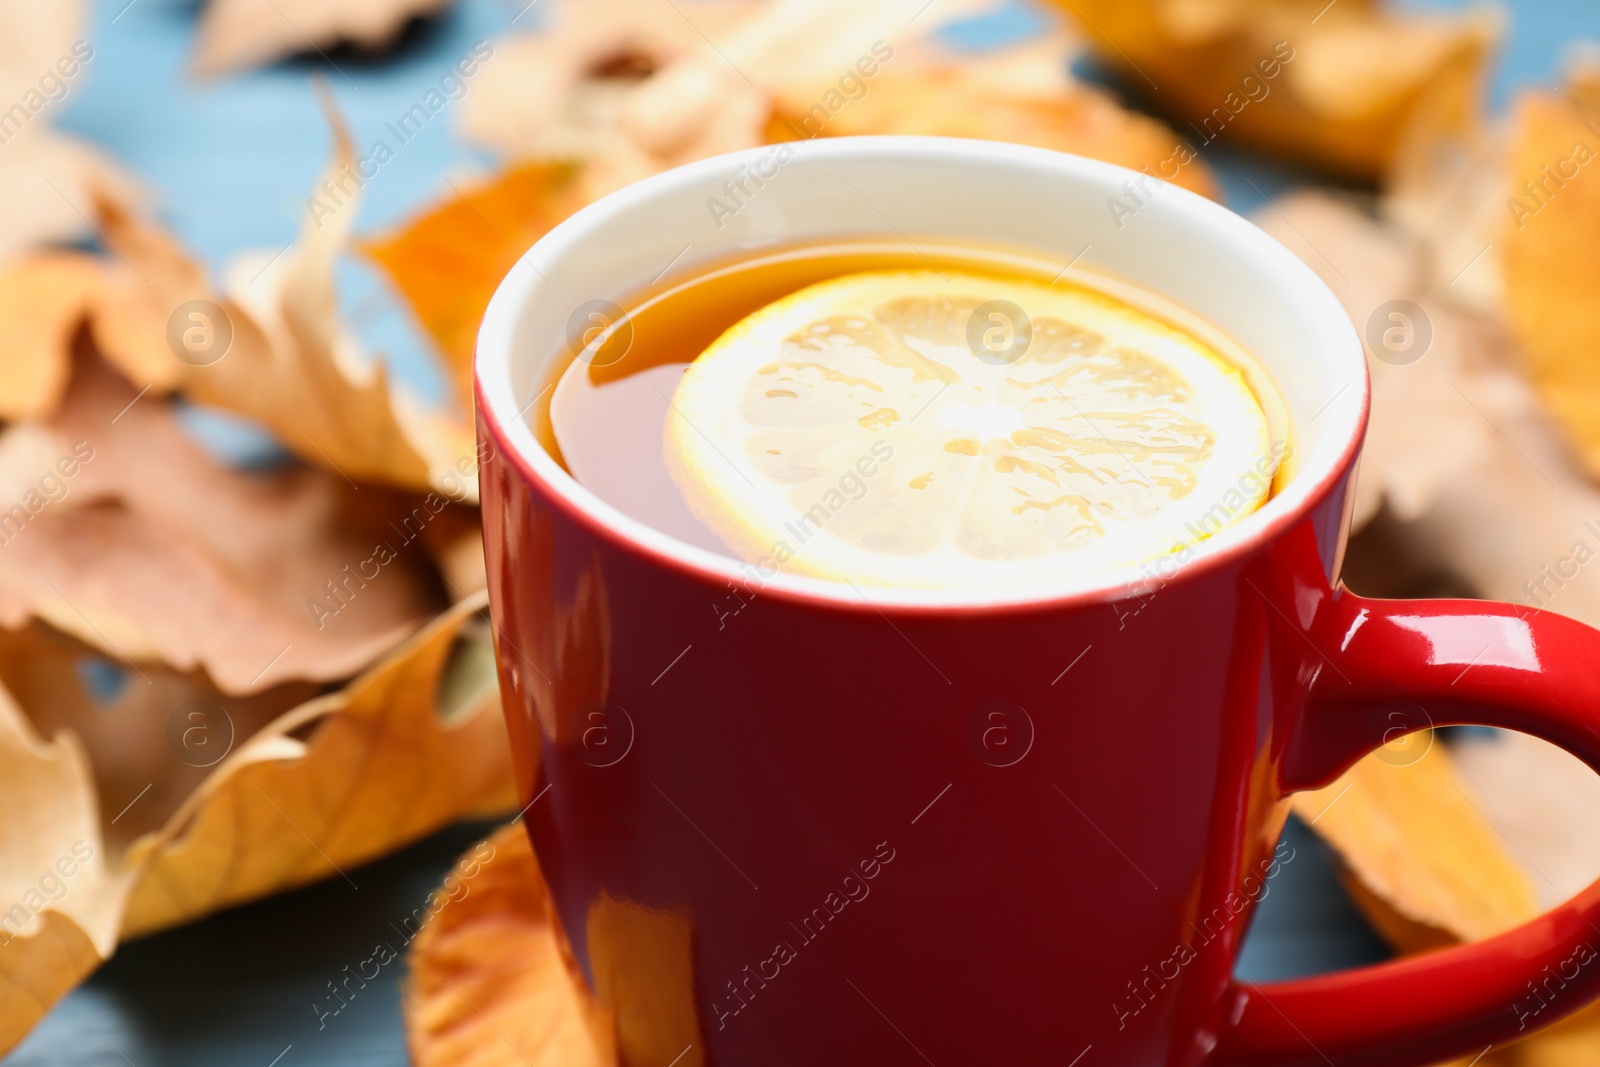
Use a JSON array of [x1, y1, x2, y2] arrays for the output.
[[458, 0, 762, 163], [0, 133, 137, 267], [97, 97, 480, 500], [121, 591, 515, 936], [0, 676, 123, 1054], [786, 33, 1219, 199], [1502, 62, 1600, 480], [1047, 0, 1493, 180], [0, 592, 516, 1053], [193, 0, 454, 76], [457, 0, 1000, 197], [406, 823, 610, 1067], [708, 0, 1000, 112], [0, 352, 447, 694]]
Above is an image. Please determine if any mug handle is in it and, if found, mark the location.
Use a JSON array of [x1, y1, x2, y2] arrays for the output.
[[1218, 588, 1600, 1067]]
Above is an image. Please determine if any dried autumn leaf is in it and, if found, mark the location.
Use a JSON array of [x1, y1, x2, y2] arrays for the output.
[[100, 97, 479, 499], [407, 823, 703, 1066], [1292, 735, 1538, 953], [0, 353, 447, 694], [1250, 190, 1495, 528], [0, 676, 124, 1055], [460, 0, 1015, 203], [1299, 732, 1600, 1067], [120, 591, 514, 937], [1047, 0, 1493, 179], [1454, 731, 1600, 910], [0, 254, 106, 420], [787, 34, 1219, 199], [193, 0, 454, 76], [0, 620, 319, 855], [459, 0, 762, 162], [710, 0, 1001, 112], [0, 132, 137, 267], [1502, 63, 1600, 481], [361, 163, 589, 408], [0, 247, 191, 421], [406, 823, 611, 1067], [1424, 732, 1600, 1064], [1362, 365, 1600, 632]]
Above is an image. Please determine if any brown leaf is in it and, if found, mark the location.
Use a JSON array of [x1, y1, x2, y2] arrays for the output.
[[1503, 63, 1600, 480], [361, 163, 589, 408], [120, 591, 514, 937], [1291, 735, 1538, 952], [406, 823, 612, 1067], [193, 0, 454, 76], [0, 675, 124, 1054], [1046, 0, 1494, 180], [0, 352, 448, 694]]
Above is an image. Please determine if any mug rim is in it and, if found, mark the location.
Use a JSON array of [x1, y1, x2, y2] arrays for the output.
[[475, 136, 1370, 615]]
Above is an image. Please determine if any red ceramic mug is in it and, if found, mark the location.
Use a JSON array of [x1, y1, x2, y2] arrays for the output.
[[475, 137, 1600, 1066]]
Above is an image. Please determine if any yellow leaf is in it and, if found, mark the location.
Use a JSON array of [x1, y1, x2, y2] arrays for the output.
[[457, 0, 763, 163], [1046, 0, 1493, 179], [1503, 65, 1600, 481], [406, 823, 612, 1067], [0, 254, 102, 420], [120, 592, 516, 936], [0, 676, 125, 1054], [1291, 735, 1538, 952], [361, 163, 590, 409], [785, 33, 1219, 199]]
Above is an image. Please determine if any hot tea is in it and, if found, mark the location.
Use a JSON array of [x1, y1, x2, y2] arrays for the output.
[[535, 239, 1288, 591]]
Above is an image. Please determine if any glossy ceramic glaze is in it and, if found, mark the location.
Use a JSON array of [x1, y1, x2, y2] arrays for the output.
[[476, 138, 1600, 1066]]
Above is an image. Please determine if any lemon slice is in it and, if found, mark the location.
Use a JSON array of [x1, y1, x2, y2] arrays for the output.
[[664, 269, 1277, 590]]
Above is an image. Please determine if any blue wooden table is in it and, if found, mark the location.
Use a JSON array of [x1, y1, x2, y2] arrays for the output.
[[9, 0, 1589, 1062]]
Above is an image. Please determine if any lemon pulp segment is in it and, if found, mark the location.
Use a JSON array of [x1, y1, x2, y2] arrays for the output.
[[663, 269, 1276, 589]]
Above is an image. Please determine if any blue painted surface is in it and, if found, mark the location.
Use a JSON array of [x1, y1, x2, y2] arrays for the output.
[[12, 0, 1594, 1062]]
